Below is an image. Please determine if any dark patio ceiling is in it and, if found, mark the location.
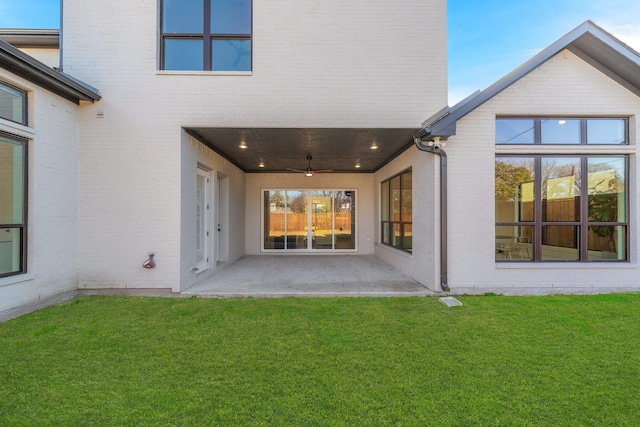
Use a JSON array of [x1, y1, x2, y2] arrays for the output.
[[186, 127, 416, 173]]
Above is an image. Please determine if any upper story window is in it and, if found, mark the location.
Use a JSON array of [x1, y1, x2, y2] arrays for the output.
[[161, 0, 252, 71], [381, 169, 412, 253], [0, 81, 27, 125], [496, 118, 627, 145]]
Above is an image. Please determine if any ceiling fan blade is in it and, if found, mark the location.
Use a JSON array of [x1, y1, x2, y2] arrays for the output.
[[312, 169, 333, 173], [286, 168, 306, 173]]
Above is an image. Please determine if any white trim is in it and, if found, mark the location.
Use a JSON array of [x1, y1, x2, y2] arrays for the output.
[[0, 273, 36, 288], [156, 71, 252, 77], [0, 118, 34, 139]]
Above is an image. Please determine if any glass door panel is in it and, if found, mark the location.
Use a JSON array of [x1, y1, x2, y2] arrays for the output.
[[311, 191, 333, 250], [286, 190, 308, 249], [334, 191, 355, 249], [264, 190, 285, 249], [263, 189, 356, 252]]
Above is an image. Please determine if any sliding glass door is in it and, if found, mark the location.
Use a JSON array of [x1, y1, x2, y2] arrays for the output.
[[263, 189, 356, 251]]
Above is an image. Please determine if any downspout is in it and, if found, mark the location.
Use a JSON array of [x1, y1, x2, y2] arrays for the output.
[[414, 136, 450, 292], [58, 0, 63, 71]]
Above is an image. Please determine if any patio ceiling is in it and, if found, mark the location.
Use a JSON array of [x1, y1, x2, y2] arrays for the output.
[[186, 127, 416, 173]]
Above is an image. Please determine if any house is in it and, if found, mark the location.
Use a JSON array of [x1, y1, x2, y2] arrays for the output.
[[0, 31, 100, 319], [0, 0, 638, 320]]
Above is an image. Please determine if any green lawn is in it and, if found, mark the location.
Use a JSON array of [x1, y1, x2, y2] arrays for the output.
[[1, 294, 639, 426]]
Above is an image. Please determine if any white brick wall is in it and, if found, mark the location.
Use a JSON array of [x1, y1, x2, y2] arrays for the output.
[[179, 133, 247, 291], [446, 49, 640, 293], [0, 70, 80, 318], [62, 0, 447, 290], [374, 145, 440, 290]]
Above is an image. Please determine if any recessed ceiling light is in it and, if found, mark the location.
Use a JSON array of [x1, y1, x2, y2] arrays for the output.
[[259, 162, 265, 168], [239, 141, 248, 149], [355, 163, 361, 169], [370, 143, 378, 150]]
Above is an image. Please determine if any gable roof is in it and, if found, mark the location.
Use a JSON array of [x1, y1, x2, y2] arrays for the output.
[[415, 21, 640, 140], [0, 38, 100, 104]]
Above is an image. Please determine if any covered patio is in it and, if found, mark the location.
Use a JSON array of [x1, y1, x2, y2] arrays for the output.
[[183, 255, 432, 297]]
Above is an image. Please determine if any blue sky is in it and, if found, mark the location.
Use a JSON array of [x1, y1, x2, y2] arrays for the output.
[[2, 0, 640, 104]]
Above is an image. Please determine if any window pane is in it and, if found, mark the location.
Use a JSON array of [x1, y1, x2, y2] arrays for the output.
[[164, 39, 204, 70], [0, 82, 26, 124], [381, 181, 389, 221], [335, 191, 355, 250], [495, 119, 534, 144], [382, 223, 390, 245], [495, 226, 533, 260], [196, 173, 206, 263], [0, 228, 22, 276], [265, 190, 284, 249], [391, 176, 400, 222], [163, 0, 204, 33], [401, 171, 412, 224], [0, 136, 25, 224], [542, 157, 580, 222], [588, 225, 625, 260], [311, 191, 332, 250], [212, 39, 251, 71], [587, 119, 626, 145], [392, 223, 401, 248], [286, 190, 307, 249], [403, 224, 412, 252], [587, 157, 626, 222], [541, 119, 580, 144], [211, 0, 251, 34], [542, 226, 579, 261], [495, 158, 534, 222]]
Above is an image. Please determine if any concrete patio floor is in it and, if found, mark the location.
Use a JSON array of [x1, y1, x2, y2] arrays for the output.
[[182, 255, 433, 297]]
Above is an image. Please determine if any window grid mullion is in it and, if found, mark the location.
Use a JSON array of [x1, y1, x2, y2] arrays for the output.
[[533, 158, 542, 260], [580, 119, 588, 144], [203, 0, 212, 71], [399, 175, 404, 249], [580, 157, 588, 259]]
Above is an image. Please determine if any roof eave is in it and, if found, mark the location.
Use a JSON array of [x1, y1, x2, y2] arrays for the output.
[[0, 29, 60, 48], [0, 39, 100, 104], [416, 20, 640, 140]]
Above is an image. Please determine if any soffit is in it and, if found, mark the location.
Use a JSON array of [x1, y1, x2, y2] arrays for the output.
[[186, 127, 416, 173], [568, 32, 640, 97]]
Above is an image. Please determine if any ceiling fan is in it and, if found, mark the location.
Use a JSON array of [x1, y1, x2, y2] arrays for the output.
[[286, 155, 333, 177]]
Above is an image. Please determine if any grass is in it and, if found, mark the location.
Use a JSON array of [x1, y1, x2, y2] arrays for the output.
[[1, 294, 639, 426]]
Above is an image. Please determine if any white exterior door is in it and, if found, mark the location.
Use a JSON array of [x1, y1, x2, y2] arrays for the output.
[[196, 168, 210, 272]]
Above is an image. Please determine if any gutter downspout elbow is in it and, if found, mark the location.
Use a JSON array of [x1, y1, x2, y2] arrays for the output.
[[414, 136, 450, 293]]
